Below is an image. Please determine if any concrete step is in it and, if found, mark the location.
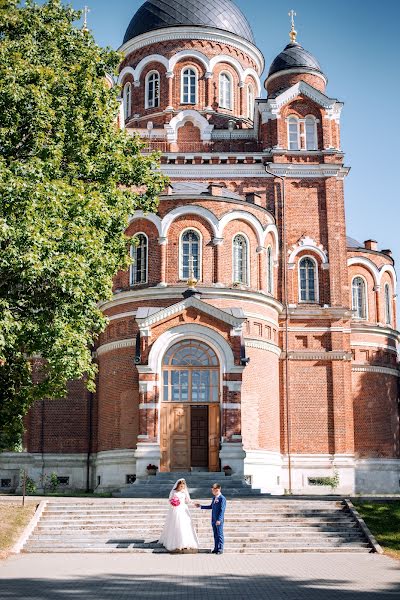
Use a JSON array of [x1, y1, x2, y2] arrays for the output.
[[21, 498, 372, 554], [22, 546, 372, 554]]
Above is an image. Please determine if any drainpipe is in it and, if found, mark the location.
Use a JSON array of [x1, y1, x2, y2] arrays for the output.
[[265, 164, 292, 495], [86, 390, 93, 493], [40, 399, 45, 493]]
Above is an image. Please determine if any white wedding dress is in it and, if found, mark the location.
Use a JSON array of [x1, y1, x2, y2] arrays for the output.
[[159, 489, 199, 552]]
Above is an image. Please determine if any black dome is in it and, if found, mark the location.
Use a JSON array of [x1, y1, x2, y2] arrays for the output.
[[268, 42, 324, 78], [123, 0, 255, 45]]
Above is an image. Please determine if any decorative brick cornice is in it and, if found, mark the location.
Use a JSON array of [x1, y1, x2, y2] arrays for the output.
[[282, 350, 353, 361], [159, 163, 350, 179], [96, 338, 135, 357], [245, 338, 282, 357], [136, 295, 246, 333], [352, 364, 399, 377]]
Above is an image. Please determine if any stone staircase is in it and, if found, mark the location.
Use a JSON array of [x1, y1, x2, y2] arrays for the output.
[[22, 498, 373, 554], [113, 472, 262, 498]]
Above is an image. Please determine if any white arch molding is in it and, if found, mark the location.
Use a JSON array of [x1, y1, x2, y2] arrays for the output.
[[165, 110, 214, 142], [118, 52, 262, 95], [147, 323, 237, 375], [288, 236, 328, 264], [161, 205, 219, 238], [347, 257, 379, 287], [128, 211, 162, 237], [130, 207, 279, 257]]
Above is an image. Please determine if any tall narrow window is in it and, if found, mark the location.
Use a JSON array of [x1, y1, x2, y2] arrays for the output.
[[180, 230, 201, 280], [352, 277, 367, 319], [146, 71, 159, 109], [233, 235, 249, 285], [219, 73, 232, 109], [288, 117, 300, 150], [130, 233, 148, 285], [247, 84, 254, 120], [182, 68, 197, 104], [123, 82, 132, 120], [305, 116, 317, 150], [299, 257, 317, 302], [266, 246, 273, 294], [384, 283, 392, 325]]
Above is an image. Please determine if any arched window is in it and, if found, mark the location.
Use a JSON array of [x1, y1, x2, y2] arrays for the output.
[[266, 246, 273, 294], [123, 82, 132, 120], [299, 257, 318, 302], [288, 117, 300, 150], [181, 68, 197, 104], [219, 72, 232, 109], [247, 84, 254, 120], [145, 71, 160, 109], [384, 283, 392, 325], [352, 276, 367, 319], [233, 234, 249, 285], [162, 340, 219, 403], [180, 229, 201, 280], [305, 116, 317, 150], [287, 115, 318, 150], [130, 233, 148, 285]]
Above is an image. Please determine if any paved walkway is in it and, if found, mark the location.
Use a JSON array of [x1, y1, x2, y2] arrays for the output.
[[0, 553, 399, 599]]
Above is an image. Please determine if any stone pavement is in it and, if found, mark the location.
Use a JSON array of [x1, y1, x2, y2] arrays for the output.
[[0, 553, 399, 599]]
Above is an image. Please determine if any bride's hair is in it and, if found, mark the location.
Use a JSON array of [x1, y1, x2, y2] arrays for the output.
[[174, 479, 186, 490]]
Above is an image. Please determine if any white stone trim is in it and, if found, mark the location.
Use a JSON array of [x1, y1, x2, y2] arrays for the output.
[[261, 80, 341, 126], [96, 338, 135, 357], [161, 204, 219, 238], [165, 110, 214, 142], [222, 402, 241, 409], [147, 323, 239, 375], [107, 310, 137, 322], [224, 381, 242, 392], [99, 286, 283, 314], [350, 341, 398, 354], [285, 350, 352, 361], [119, 27, 265, 76], [138, 381, 157, 393], [138, 403, 159, 409], [352, 364, 399, 377], [128, 211, 162, 236], [351, 324, 400, 342], [12, 500, 48, 554], [245, 338, 281, 357], [265, 68, 327, 88], [288, 235, 328, 264], [286, 326, 352, 333], [244, 312, 279, 328], [160, 163, 351, 179], [136, 296, 245, 331]]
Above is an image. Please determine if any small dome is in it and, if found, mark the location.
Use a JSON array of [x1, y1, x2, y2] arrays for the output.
[[268, 42, 324, 79], [123, 0, 255, 45]]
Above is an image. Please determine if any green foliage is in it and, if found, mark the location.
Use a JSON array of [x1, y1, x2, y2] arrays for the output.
[[354, 502, 400, 558], [20, 470, 37, 494], [308, 470, 340, 491], [0, 0, 168, 448]]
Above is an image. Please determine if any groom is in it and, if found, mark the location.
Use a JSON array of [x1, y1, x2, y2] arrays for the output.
[[196, 483, 226, 554]]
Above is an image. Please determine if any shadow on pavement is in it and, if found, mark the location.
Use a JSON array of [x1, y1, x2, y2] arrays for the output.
[[1, 572, 399, 599]]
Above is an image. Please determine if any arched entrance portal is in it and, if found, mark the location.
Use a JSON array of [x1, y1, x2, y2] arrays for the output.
[[160, 340, 220, 472]]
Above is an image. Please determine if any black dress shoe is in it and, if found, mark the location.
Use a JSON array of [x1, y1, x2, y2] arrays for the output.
[[211, 549, 217, 554], [216, 551, 224, 555]]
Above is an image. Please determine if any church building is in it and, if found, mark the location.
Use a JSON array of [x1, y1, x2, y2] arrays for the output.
[[2, 0, 399, 495]]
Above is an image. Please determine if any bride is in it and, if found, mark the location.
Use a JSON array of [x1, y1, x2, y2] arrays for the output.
[[159, 478, 199, 553]]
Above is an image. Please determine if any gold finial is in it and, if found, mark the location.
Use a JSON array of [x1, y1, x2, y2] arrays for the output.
[[187, 255, 198, 289], [82, 5, 90, 32], [288, 9, 297, 43]]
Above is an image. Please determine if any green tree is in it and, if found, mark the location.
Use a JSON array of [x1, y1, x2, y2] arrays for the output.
[[0, 0, 167, 449]]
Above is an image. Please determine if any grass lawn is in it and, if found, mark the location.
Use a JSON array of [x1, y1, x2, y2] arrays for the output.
[[0, 501, 37, 560], [353, 501, 400, 560]]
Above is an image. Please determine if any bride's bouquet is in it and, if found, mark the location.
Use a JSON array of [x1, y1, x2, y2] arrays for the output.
[[170, 495, 180, 507]]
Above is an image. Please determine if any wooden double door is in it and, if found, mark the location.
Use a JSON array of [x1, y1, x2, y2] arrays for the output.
[[160, 403, 220, 472]]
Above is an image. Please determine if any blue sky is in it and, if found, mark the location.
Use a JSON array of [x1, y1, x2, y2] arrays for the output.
[[50, 1, 400, 276]]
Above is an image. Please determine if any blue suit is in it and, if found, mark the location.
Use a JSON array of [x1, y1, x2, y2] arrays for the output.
[[201, 494, 226, 553]]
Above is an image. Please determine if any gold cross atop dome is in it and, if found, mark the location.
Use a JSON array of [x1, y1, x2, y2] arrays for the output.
[[289, 9, 297, 43], [82, 6, 90, 32]]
